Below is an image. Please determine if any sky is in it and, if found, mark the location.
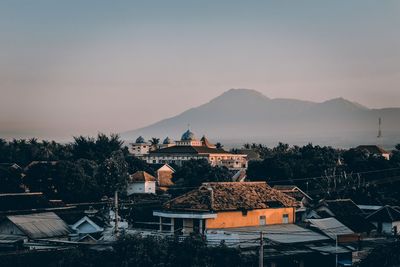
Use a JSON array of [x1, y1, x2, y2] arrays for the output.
[[0, 0, 399, 140]]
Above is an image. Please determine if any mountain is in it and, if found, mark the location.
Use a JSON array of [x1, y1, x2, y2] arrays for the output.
[[121, 89, 400, 148]]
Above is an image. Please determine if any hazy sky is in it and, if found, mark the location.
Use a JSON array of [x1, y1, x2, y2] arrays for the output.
[[1, 0, 399, 140]]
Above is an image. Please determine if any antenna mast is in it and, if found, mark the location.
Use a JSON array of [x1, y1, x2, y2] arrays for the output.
[[377, 117, 382, 138], [376, 117, 382, 146]]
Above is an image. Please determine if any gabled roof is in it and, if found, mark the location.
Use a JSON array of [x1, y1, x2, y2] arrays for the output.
[[356, 145, 389, 154], [321, 199, 374, 233], [273, 185, 312, 201], [164, 182, 296, 212], [150, 145, 231, 155], [155, 163, 176, 173], [71, 216, 104, 233], [366, 206, 400, 223], [129, 171, 156, 182], [6, 212, 70, 239]]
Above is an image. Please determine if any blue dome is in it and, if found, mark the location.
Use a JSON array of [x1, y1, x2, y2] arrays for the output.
[[135, 136, 145, 143], [181, 130, 196, 141], [163, 137, 173, 144]]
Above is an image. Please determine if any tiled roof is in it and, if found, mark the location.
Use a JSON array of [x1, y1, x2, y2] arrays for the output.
[[164, 182, 296, 212], [273, 185, 312, 201], [366, 206, 400, 223], [129, 171, 156, 182]]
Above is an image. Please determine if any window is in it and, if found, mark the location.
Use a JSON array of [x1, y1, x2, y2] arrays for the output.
[[259, 216, 266, 225], [283, 214, 289, 224]]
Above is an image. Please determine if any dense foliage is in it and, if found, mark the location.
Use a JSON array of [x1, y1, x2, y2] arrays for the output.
[[0, 236, 253, 267], [355, 241, 400, 267], [0, 134, 151, 202], [1, 134, 400, 205], [247, 143, 400, 204]]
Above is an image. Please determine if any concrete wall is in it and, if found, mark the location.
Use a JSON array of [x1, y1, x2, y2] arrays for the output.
[[206, 207, 295, 229], [127, 181, 156, 195]]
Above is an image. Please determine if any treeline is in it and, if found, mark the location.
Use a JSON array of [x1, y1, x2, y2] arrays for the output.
[[2, 135, 400, 205], [246, 143, 400, 204], [0, 134, 154, 202]]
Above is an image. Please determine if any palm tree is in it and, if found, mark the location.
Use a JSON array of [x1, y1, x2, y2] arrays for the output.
[[149, 138, 160, 150], [215, 142, 223, 149]]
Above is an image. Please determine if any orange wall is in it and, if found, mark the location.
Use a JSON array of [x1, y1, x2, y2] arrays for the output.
[[205, 207, 295, 229]]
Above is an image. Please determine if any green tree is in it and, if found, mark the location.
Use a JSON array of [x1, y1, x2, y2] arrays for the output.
[[96, 151, 129, 196], [55, 160, 101, 203], [171, 159, 232, 195], [23, 162, 58, 197], [0, 165, 24, 193]]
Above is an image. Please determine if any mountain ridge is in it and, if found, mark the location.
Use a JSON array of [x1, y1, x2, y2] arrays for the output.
[[121, 89, 400, 148]]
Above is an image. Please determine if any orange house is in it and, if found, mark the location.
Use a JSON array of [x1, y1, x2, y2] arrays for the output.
[[153, 182, 296, 235]]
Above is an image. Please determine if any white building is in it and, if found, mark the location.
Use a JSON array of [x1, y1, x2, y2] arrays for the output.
[[129, 136, 151, 156], [143, 130, 248, 170], [127, 171, 156, 195], [367, 206, 400, 235]]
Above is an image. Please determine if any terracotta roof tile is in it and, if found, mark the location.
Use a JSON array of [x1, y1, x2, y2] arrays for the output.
[[164, 182, 296, 212], [129, 171, 156, 182]]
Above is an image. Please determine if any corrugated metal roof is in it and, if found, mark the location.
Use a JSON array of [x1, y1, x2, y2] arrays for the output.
[[7, 212, 70, 239], [212, 224, 330, 244], [308, 218, 354, 239], [307, 244, 352, 254]]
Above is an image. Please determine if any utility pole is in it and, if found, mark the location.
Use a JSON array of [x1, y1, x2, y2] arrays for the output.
[[335, 234, 338, 267], [259, 231, 264, 267], [114, 191, 119, 236]]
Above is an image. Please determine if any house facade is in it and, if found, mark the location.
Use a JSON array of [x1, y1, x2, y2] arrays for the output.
[[153, 182, 296, 235], [154, 163, 175, 191], [127, 171, 156, 195], [366, 206, 400, 235]]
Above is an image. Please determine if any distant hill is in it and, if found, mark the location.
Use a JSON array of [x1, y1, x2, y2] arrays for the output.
[[121, 89, 400, 148]]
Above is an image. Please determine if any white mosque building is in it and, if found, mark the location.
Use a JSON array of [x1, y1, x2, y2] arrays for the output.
[[131, 130, 248, 170]]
